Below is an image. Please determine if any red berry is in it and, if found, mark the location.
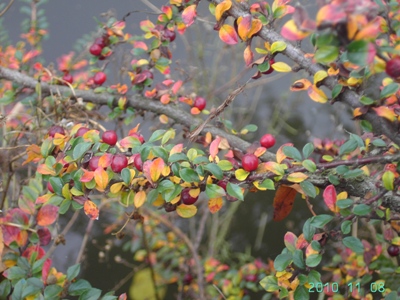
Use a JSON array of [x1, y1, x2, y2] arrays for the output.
[[62, 73, 73, 84], [76, 127, 89, 137], [163, 29, 176, 42], [241, 153, 259, 172], [245, 274, 258, 282], [94, 36, 108, 48], [194, 97, 207, 111], [129, 132, 145, 144], [47, 182, 54, 193], [217, 180, 228, 191], [93, 71, 107, 85], [183, 273, 193, 285], [386, 58, 400, 78], [181, 188, 198, 205], [260, 134, 276, 148], [88, 156, 101, 171], [48, 125, 65, 137], [89, 43, 103, 56], [262, 59, 275, 75], [133, 154, 143, 171], [388, 245, 400, 257], [111, 154, 128, 173], [102, 130, 118, 146]]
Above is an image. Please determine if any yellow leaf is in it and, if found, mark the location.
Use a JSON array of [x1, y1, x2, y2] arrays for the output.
[[94, 168, 109, 192], [110, 182, 124, 194], [129, 268, 166, 300], [134, 190, 147, 208], [215, 0, 232, 21], [253, 181, 267, 191], [271, 61, 292, 72], [307, 85, 328, 103], [271, 41, 287, 54], [235, 169, 249, 181], [176, 204, 197, 218], [153, 194, 164, 206], [313, 70, 328, 85], [287, 172, 308, 183]]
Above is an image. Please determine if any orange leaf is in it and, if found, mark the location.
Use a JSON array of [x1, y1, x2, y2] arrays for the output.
[[99, 153, 113, 169], [254, 147, 266, 157], [81, 169, 94, 182], [37, 205, 59, 226], [23, 144, 42, 165], [208, 198, 223, 214], [276, 143, 293, 163], [35, 194, 52, 205], [219, 24, 238, 45], [281, 20, 310, 41], [273, 185, 297, 221], [176, 204, 197, 218], [215, 0, 232, 21], [316, 4, 346, 27], [170, 144, 183, 155], [182, 5, 197, 26], [210, 137, 221, 159], [149, 157, 165, 183], [94, 168, 109, 192], [290, 79, 311, 91], [238, 15, 252, 41], [84, 200, 99, 220], [373, 106, 397, 121], [37, 164, 56, 176], [307, 85, 328, 103], [323, 185, 337, 213], [134, 190, 147, 208], [244, 45, 253, 66], [263, 161, 285, 176]]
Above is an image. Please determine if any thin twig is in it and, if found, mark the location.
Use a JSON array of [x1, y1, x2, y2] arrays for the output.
[[0, 0, 15, 17], [143, 207, 206, 300], [194, 203, 209, 251], [75, 218, 95, 264], [188, 79, 251, 142]]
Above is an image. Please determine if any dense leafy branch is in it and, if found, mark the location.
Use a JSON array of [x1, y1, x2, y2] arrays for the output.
[[211, 0, 400, 146]]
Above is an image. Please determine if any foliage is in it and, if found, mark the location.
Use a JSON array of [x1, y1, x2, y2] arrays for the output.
[[1, 0, 400, 299]]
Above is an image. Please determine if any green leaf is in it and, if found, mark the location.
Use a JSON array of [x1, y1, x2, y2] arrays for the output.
[[331, 84, 343, 99], [339, 139, 358, 156], [293, 286, 309, 300], [226, 182, 244, 201], [343, 169, 364, 179], [303, 218, 315, 242], [347, 40, 369, 66], [306, 254, 322, 267], [68, 279, 92, 296], [308, 270, 321, 285], [179, 168, 200, 183], [302, 159, 316, 173], [336, 165, 349, 175], [44, 285, 63, 298], [372, 139, 386, 147], [121, 169, 131, 185], [204, 163, 223, 180], [205, 184, 226, 198], [341, 220, 352, 234], [259, 178, 275, 190], [259, 276, 280, 292], [3, 266, 27, 280], [352, 204, 372, 216], [300, 181, 316, 198], [270, 41, 287, 54], [310, 214, 333, 228], [217, 160, 233, 171], [80, 288, 102, 300], [0, 280, 11, 299], [148, 129, 166, 142], [360, 120, 372, 132], [168, 153, 188, 163], [328, 174, 340, 185], [67, 264, 81, 281], [49, 177, 64, 195], [343, 236, 364, 253], [380, 83, 399, 99], [293, 249, 305, 269], [302, 143, 314, 159], [282, 146, 302, 161], [336, 199, 353, 209], [274, 253, 292, 271], [146, 189, 159, 205], [241, 124, 258, 132], [383, 171, 395, 190], [72, 142, 92, 160], [359, 96, 375, 105], [315, 45, 339, 64]]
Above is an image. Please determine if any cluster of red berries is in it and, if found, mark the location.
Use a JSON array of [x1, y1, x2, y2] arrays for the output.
[[240, 134, 276, 172], [89, 35, 109, 59]]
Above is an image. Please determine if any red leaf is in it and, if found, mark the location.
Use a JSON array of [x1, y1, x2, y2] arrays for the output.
[[182, 5, 197, 26], [210, 137, 221, 159], [37, 228, 52, 246], [219, 24, 239, 45], [273, 185, 297, 221], [323, 185, 337, 213], [244, 45, 254, 66], [42, 258, 53, 283], [37, 205, 59, 226]]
